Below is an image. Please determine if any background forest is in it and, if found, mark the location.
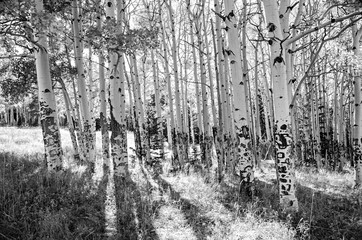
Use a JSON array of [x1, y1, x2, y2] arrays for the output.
[[1, 0, 362, 239]]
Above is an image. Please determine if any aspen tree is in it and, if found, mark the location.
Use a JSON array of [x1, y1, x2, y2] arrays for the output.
[[116, 0, 128, 175], [34, 0, 63, 171], [182, 31, 190, 158], [262, 0, 298, 211], [211, 18, 224, 182], [96, 3, 110, 166], [166, 0, 184, 168], [254, 40, 261, 169], [88, 46, 97, 157], [190, 23, 203, 146], [65, 44, 85, 162], [151, 49, 164, 157], [72, 0, 95, 165], [59, 78, 79, 159], [105, 0, 128, 177], [159, 0, 178, 163], [187, 0, 211, 171], [203, 14, 217, 131], [213, 0, 230, 175], [352, 22, 362, 187], [223, 0, 253, 185], [130, 54, 148, 161]]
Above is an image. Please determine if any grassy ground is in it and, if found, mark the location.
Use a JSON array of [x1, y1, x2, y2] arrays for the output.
[[0, 127, 361, 239]]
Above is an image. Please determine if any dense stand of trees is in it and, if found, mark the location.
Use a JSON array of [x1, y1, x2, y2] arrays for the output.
[[1, 0, 362, 212]]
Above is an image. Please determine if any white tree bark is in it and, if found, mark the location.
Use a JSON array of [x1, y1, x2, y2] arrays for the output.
[[106, 0, 128, 177], [262, 0, 298, 211], [72, 0, 95, 165], [97, 3, 110, 167], [34, 0, 63, 172], [352, 23, 362, 187], [224, 0, 253, 184]]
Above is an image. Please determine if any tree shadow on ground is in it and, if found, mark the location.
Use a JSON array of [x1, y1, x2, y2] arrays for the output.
[[0, 151, 107, 240], [155, 174, 215, 240], [114, 175, 160, 240], [217, 176, 362, 240]]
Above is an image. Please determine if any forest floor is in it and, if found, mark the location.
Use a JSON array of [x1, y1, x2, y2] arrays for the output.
[[0, 127, 361, 240]]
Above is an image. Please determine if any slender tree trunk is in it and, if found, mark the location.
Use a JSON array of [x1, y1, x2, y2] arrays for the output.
[[166, 0, 184, 169], [72, 0, 95, 166], [151, 50, 164, 159], [211, 19, 224, 182], [34, 0, 63, 172], [352, 23, 362, 187], [59, 79, 79, 160]]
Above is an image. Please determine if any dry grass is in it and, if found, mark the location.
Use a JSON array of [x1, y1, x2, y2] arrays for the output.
[[1, 127, 361, 239]]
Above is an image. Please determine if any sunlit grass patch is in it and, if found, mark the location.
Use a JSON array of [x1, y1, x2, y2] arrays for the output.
[[228, 213, 296, 240], [154, 204, 197, 240], [296, 167, 355, 196], [161, 172, 295, 240], [257, 159, 362, 239]]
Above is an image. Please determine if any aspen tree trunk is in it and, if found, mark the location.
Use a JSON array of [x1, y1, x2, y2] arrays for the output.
[[151, 50, 164, 158], [190, 24, 203, 146], [159, 0, 178, 165], [131, 54, 148, 162], [124, 60, 134, 131], [4, 104, 8, 125], [88, 47, 96, 157], [65, 45, 85, 162], [97, 4, 110, 166], [183, 39, 190, 161], [105, 0, 128, 177], [262, 0, 298, 211], [223, 51, 233, 173], [333, 71, 339, 169], [72, 0, 95, 165], [314, 75, 322, 170], [215, 0, 233, 175], [352, 23, 362, 187], [224, 0, 253, 186], [192, 10, 211, 172], [318, 65, 327, 166], [10, 107, 14, 126], [141, 53, 151, 163], [34, 0, 63, 171], [260, 45, 274, 142], [203, 15, 217, 130], [59, 79, 79, 160], [166, 1, 184, 169], [338, 72, 346, 171], [211, 18, 224, 182], [254, 41, 261, 169]]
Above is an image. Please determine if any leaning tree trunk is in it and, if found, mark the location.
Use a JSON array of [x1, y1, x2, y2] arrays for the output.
[[262, 0, 298, 211], [34, 0, 63, 172], [59, 78, 79, 160]]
